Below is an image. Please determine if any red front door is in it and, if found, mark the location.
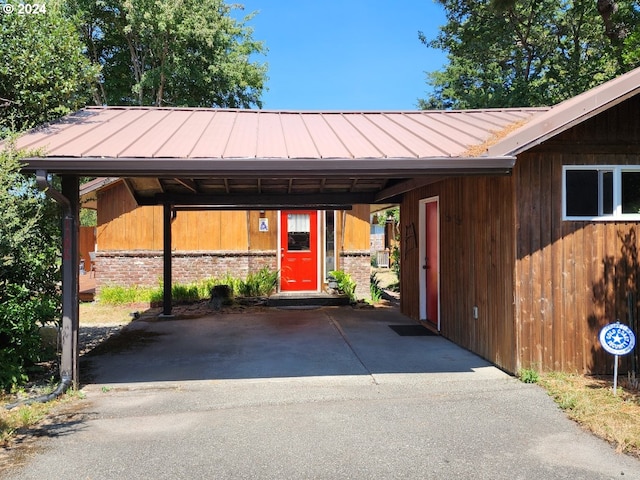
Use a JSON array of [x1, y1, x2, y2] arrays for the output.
[[425, 201, 439, 325], [280, 211, 318, 291]]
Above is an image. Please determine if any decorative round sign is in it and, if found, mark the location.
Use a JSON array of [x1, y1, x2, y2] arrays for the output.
[[599, 322, 636, 356]]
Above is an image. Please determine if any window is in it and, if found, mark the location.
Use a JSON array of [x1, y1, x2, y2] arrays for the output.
[[287, 213, 310, 251], [563, 166, 640, 220], [324, 210, 336, 278]]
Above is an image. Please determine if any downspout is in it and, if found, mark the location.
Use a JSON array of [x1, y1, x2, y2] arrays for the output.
[[7, 171, 76, 408]]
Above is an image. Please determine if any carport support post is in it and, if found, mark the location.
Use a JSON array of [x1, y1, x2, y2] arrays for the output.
[[161, 203, 173, 317], [61, 176, 80, 387]]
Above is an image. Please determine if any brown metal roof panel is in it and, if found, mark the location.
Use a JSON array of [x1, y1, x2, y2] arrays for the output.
[[66, 109, 153, 157], [256, 112, 289, 158], [278, 113, 321, 158], [405, 115, 482, 154], [16, 108, 125, 155], [223, 110, 259, 157], [368, 113, 451, 157], [154, 109, 214, 158], [396, 113, 463, 158], [320, 114, 383, 158], [346, 114, 417, 158], [189, 110, 235, 158], [299, 114, 353, 158], [428, 112, 502, 140], [116, 109, 183, 157]]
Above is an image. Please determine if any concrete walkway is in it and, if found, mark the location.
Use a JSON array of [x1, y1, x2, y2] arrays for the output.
[[3, 306, 639, 479]]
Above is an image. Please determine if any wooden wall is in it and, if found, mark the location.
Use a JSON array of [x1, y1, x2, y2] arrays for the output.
[[514, 95, 640, 374], [97, 182, 278, 251], [337, 205, 371, 253], [79, 226, 95, 271], [401, 176, 517, 373]]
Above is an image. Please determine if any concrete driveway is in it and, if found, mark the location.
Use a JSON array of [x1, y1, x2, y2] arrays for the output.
[[3, 306, 640, 479]]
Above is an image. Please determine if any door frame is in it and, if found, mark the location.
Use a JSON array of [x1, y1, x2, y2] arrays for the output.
[[419, 197, 440, 329], [277, 210, 322, 292]]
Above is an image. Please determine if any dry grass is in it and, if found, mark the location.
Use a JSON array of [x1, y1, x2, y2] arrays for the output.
[[539, 372, 640, 457], [79, 301, 143, 326]]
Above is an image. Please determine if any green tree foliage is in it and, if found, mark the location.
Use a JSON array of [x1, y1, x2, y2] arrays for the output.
[[0, 0, 99, 135], [71, 0, 268, 107], [419, 0, 638, 109], [0, 141, 61, 390]]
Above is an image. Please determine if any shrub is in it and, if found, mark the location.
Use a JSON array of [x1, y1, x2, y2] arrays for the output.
[[329, 270, 357, 302], [0, 141, 61, 391]]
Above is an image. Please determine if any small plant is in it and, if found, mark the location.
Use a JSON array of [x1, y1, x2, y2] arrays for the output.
[[237, 267, 278, 297], [329, 270, 357, 302], [391, 245, 400, 279], [518, 368, 540, 384], [370, 273, 384, 303]]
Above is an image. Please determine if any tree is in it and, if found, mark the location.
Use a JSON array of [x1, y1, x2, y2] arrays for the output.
[[0, 0, 99, 135], [0, 140, 61, 390], [419, 0, 633, 109], [71, 0, 268, 107]]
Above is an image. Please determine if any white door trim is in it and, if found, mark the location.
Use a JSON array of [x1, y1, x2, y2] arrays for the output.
[[419, 197, 440, 329]]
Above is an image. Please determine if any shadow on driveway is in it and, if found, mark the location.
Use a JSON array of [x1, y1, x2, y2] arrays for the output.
[[82, 306, 504, 385]]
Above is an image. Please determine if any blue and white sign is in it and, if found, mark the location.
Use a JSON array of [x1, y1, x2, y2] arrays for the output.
[[599, 322, 636, 356]]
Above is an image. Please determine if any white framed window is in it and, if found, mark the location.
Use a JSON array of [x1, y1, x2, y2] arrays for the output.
[[324, 210, 336, 279], [563, 166, 640, 221]]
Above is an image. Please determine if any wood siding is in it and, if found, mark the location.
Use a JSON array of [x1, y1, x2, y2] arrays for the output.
[[97, 183, 278, 251], [337, 205, 371, 253], [515, 96, 640, 374], [401, 176, 517, 373], [401, 95, 640, 375]]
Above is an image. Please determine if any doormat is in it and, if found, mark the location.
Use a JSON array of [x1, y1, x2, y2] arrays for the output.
[[388, 325, 436, 336]]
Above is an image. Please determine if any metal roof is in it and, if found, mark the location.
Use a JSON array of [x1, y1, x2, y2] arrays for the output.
[[9, 67, 640, 208], [10, 106, 544, 207], [489, 66, 640, 156], [15, 106, 544, 160]]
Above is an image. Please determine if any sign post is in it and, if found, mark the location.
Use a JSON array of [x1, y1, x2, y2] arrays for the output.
[[599, 321, 636, 396]]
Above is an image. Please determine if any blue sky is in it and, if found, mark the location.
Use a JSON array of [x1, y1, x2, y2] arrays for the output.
[[236, 1, 447, 111]]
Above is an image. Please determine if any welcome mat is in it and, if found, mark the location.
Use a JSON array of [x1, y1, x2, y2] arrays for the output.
[[388, 325, 437, 336]]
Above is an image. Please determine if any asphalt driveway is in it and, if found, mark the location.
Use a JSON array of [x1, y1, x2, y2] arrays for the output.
[[3, 306, 639, 479]]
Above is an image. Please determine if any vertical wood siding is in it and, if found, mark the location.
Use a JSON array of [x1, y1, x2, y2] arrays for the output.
[[401, 176, 517, 373], [339, 205, 371, 252], [515, 151, 640, 374], [97, 183, 279, 251], [514, 95, 640, 374]]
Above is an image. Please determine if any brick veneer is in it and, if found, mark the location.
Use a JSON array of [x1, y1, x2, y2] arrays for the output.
[[95, 250, 277, 293], [95, 249, 372, 299], [340, 250, 372, 300]]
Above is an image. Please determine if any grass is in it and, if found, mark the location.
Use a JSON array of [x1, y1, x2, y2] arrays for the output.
[[537, 372, 640, 457], [97, 268, 279, 306]]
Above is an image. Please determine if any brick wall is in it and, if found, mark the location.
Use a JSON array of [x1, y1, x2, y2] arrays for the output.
[[95, 250, 277, 293], [340, 250, 372, 300]]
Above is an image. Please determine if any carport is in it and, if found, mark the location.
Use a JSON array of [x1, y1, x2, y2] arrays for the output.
[[9, 105, 543, 386]]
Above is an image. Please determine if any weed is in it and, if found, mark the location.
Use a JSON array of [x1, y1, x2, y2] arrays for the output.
[[518, 368, 540, 384]]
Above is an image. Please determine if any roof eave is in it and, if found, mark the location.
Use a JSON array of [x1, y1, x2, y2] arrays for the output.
[[488, 68, 640, 157], [20, 156, 516, 178]]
